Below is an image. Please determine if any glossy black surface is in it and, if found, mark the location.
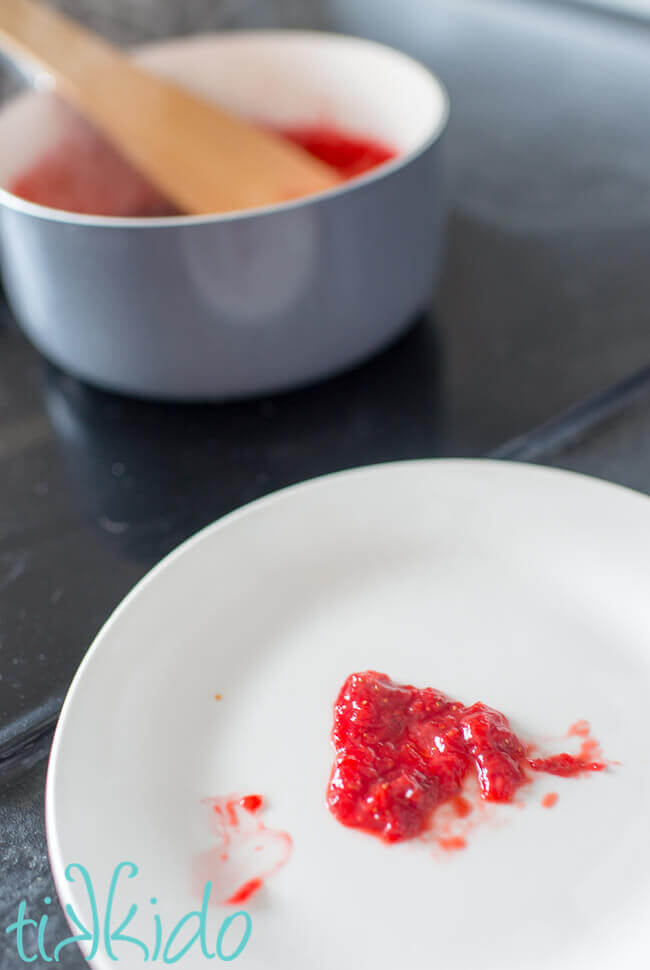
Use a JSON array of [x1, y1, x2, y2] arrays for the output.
[[2, 0, 650, 965], [0, 310, 449, 755], [500, 364, 650, 492]]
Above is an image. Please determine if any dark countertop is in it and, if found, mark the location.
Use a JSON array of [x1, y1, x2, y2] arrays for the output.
[[2, 0, 650, 965], [5, 0, 650, 754]]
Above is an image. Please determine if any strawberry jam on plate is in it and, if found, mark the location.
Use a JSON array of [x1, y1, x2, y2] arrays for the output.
[[327, 671, 605, 843]]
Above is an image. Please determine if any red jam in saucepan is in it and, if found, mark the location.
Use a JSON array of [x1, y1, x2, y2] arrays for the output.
[[9, 117, 396, 217], [327, 671, 605, 843], [278, 125, 395, 180]]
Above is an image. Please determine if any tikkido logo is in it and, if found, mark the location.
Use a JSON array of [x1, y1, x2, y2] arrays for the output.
[[5, 863, 252, 963]]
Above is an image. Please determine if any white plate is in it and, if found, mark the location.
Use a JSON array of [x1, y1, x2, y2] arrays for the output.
[[47, 460, 650, 970]]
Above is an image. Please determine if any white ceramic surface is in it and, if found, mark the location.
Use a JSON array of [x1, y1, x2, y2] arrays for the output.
[[46, 460, 650, 969], [0, 32, 448, 399]]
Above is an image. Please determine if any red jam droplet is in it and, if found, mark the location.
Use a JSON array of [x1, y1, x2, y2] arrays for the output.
[[226, 877, 264, 904], [327, 672, 606, 843], [438, 836, 467, 851], [542, 792, 559, 809], [239, 795, 263, 814]]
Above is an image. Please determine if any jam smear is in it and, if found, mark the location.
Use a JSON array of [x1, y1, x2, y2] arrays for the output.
[[528, 753, 604, 776], [542, 792, 559, 809], [9, 113, 396, 217], [327, 671, 605, 843], [194, 794, 291, 905]]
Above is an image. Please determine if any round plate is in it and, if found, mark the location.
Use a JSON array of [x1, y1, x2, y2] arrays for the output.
[[47, 460, 650, 970]]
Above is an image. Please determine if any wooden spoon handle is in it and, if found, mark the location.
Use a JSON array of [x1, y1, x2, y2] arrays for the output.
[[0, 0, 341, 214]]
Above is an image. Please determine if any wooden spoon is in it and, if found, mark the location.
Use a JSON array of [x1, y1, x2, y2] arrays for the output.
[[0, 0, 341, 214]]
